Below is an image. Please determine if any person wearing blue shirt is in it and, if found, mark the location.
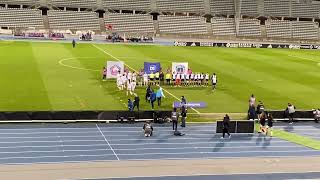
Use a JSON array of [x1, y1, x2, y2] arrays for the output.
[[156, 87, 166, 106], [128, 99, 133, 111], [150, 90, 157, 110]]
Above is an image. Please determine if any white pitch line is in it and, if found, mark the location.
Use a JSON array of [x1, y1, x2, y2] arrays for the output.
[[91, 43, 200, 114], [96, 124, 120, 161], [58, 57, 100, 72]]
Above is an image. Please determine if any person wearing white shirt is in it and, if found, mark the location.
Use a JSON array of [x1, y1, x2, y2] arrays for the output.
[[116, 71, 121, 90], [181, 73, 185, 86], [121, 74, 127, 90], [143, 72, 148, 86], [200, 73, 204, 86], [172, 72, 176, 86], [127, 79, 132, 96], [185, 73, 190, 86], [176, 73, 181, 86], [127, 71, 132, 81], [130, 80, 136, 95], [205, 73, 209, 86], [211, 73, 217, 90], [190, 73, 194, 86]]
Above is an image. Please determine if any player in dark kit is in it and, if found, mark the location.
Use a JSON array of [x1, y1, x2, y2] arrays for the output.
[[72, 39, 76, 48]]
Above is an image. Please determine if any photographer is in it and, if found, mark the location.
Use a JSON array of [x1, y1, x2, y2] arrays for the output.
[[313, 109, 320, 123]]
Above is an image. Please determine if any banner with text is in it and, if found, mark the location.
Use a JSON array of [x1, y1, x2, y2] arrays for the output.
[[173, 102, 207, 108], [144, 62, 161, 74], [173, 41, 320, 50], [106, 61, 124, 79], [172, 62, 188, 74]]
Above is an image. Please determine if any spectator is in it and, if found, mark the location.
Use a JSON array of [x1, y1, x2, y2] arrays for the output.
[[172, 108, 179, 131], [286, 103, 296, 124], [313, 109, 320, 123], [128, 99, 133, 111], [143, 121, 153, 137], [221, 114, 231, 139], [133, 94, 140, 111], [156, 87, 165, 106]]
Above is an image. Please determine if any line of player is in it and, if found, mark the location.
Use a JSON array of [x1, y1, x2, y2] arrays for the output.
[[113, 70, 218, 91]]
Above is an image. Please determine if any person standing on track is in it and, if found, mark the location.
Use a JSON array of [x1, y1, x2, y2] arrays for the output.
[[180, 104, 187, 127], [266, 113, 274, 137], [221, 114, 231, 139], [313, 109, 320, 123], [172, 108, 179, 131], [258, 112, 267, 134], [150, 90, 157, 110], [286, 103, 296, 124]]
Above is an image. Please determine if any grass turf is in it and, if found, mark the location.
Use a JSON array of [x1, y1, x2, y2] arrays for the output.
[[0, 41, 320, 113]]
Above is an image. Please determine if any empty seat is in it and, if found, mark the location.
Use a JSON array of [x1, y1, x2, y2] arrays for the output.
[[238, 18, 261, 37], [105, 13, 154, 33], [48, 10, 100, 31], [212, 17, 236, 36], [266, 19, 291, 39], [241, 0, 258, 16], [156, 0, 205, 13], [264, 0, 290, 17], [48, 0, 97, 8], [211, 0, 235, 15], [158, 15, 207, 34], [0, 8, 44, 28], [292, 21, 319, 40], [103, 0, 151, 10]]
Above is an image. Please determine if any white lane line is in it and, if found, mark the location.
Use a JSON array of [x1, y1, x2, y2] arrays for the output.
[[279, 129, 320, 131], [0, 144, 109, 149], [0, 146, 303, 154], [0, 135, 104, 139], [0, 125, 217, 131], [114, 150, 320, 156], [0, 131, 100, 135], [110, 140, 287, 145], [91, 43, 200, 114], [96, 124, 120, 161], [108, 137, 284, 141], [0, 149, 110, 154], [0, 154, 116, 160], [0, 140, 105, 144]]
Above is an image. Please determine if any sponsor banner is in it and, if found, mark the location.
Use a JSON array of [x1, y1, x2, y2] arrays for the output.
[[174, 41, 320, 49], [106, 61, 124, 79], [173, 102, 207, 108], [172, 62, 188, 74], [144, 62, 161, 74]]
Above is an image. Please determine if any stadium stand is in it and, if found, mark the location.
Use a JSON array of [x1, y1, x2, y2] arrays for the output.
[[210, 0, 235, 15], [264, 0, 290, 17], [0, 0, 39, 5], [0, 8, 44, 28], [292, 1, 320, 18], [266, 19, 291, 39], [48, 10, 100, 31], [156, 0, 205, 13], [158, 15, 207, 34], [105, 13, 154, 33], [292, 21, 319, 40], [48, 0, 98, 8], [238, 18, 261, 37], [211, 17, 236, 36], [102, 0, 151, 10], [240, 0, 259, 16]]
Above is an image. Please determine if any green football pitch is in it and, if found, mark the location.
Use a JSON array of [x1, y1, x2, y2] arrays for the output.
[[0, 41, 319, 113]]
